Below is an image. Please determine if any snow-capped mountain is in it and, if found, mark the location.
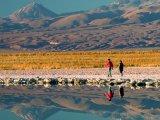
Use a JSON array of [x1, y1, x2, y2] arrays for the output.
[[89, 0, 160, 13], [9, 2, 57, 20]]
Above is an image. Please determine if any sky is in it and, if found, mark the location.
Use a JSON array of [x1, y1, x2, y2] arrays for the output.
[[0, 0, 115, 17]]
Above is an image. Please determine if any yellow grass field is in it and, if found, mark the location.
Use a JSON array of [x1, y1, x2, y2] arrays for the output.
[[0, 50, 160, 70]]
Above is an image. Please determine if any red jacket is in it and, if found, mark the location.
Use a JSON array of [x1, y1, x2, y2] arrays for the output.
[[105, 61, 113, 68], [106, 91, 114, 100]]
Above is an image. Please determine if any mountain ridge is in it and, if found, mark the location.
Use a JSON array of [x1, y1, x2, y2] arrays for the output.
[[0, 0, 160, 51]]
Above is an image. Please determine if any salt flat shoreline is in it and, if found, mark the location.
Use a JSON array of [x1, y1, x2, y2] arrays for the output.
[[0, 67, 159, 80]]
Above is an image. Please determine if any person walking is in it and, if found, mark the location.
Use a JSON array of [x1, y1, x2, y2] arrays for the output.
[[119, 60, 124, 77], [105, 59, 113, 77]]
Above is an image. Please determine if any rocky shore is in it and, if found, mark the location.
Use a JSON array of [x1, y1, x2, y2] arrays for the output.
[[0, 67, 160, 88]]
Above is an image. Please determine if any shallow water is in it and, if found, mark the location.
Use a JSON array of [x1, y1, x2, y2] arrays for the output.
[[0, 85, 160, 120]]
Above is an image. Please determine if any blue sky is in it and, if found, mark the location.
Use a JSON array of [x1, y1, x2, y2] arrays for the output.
[[0, 0, 115, 17]]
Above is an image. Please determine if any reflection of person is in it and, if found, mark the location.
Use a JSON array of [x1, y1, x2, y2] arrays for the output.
[[105, 86, 114, 101], [119, 86, 124, 99], [104, 59, 113, 77], [119, 60, 124, 77]]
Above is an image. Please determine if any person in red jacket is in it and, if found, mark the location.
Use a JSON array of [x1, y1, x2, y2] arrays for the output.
[[104, 59, 113, 77], [105, 86, 114, 101]]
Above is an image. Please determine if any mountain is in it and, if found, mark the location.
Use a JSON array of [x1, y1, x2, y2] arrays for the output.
[[50, 10, 124, 29], [1, 0, 160, 51], [0, 18, 31, 32], [9, 2, 57, 20], [91, 0, 160, 13]]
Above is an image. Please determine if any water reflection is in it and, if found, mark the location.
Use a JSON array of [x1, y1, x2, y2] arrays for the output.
[[119, 86, 124, 99], [105, 86, 114, 101], [0, 85, 160, 120]]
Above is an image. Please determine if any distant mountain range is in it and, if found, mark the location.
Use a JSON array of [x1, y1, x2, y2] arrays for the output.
[[0, 0, 160, 51]]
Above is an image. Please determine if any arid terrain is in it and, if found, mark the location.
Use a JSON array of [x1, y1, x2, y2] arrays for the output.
[[0, 0, 160, 51], [1, 1, 160, 120], [0, 67, 160, 80]]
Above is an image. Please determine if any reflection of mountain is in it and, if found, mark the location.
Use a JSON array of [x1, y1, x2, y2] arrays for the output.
[[0, 86, 160, 120], [12, 105, 59, 120]]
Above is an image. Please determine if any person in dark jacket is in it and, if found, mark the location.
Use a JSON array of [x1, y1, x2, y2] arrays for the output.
[[119, 60, 124, 77]]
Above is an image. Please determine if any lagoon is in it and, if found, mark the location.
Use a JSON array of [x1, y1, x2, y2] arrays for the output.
[[0, 84, 160, 120]]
